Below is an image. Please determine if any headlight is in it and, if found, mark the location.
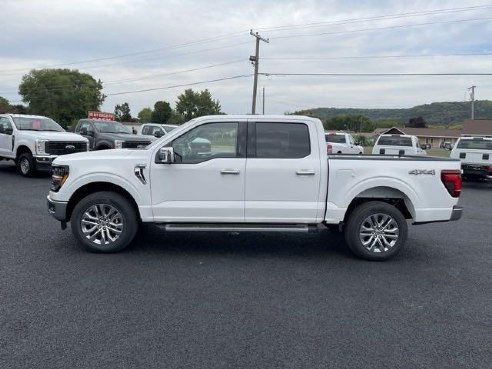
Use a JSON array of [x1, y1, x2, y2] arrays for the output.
[[114, 140, 124, 149], [51, 165, 69, 192], [36, 139, 48, 155]]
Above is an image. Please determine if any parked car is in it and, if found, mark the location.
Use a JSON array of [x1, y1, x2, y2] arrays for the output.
[[450, 136, 492, 181], [0, 114, 88, 176], [47, 115, 463, 261], [372, 134, 427, 156], [325, 132, 364, 154], [74, 119, 153, 150], [139, 123, 178, 137], [440, 142, 453, 150]]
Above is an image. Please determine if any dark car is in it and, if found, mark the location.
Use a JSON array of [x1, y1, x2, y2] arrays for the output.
[[75, 119, 153, 150]]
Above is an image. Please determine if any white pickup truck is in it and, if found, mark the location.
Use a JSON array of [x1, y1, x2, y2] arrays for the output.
[[372, 134, 427, 156], [325, 132, 364, 154], [47, 115, 463, 260], [0, 114, 89, 176], [450, 136, 492, 181]]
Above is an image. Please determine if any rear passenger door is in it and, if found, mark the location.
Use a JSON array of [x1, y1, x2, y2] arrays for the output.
[[245, 120, 321, 223]]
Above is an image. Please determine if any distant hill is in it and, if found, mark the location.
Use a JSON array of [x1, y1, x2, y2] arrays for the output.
[[295, 100, 492, 125]]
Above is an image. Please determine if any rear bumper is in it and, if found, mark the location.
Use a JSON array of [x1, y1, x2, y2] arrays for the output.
[[450, 205, 463, 221], [47, 195, 68, 222]]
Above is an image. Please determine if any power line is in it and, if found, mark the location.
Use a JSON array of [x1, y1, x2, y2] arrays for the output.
[[105, 74, 253, 97], [263, 52, 492, 61], [261, 72, 492, 76]]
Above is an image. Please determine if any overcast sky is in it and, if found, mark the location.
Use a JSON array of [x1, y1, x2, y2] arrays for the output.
[[1, 0, 491, 117]]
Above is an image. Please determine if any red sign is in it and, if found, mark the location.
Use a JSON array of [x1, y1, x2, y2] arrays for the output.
[[88, 111, 114, 120]]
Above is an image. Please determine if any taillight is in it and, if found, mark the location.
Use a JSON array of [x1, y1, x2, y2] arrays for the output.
[[327, 144, 332, 154], [441, 170, 462, 198]]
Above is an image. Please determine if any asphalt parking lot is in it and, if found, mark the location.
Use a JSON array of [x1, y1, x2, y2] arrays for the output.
[[1, 161, 491, 369]]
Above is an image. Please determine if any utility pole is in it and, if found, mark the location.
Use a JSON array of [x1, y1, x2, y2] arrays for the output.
[[250, 30, 269, 114], [468, 85, 476, 120], [262, 87, 265, 115]]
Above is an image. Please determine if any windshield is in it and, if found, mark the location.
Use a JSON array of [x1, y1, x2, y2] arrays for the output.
[[377, 136, 412, 147], [12, 117, 64, 132], [162, 125, 177, 132], [92, 120, 131, 134], [457, 138, 492, 150], [325, 134, 345, 143]]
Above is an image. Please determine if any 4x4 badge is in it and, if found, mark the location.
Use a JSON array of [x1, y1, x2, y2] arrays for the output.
[[409, 169, 435, 175]]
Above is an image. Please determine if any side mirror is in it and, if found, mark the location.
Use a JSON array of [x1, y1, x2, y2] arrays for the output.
[[0, 125, 4, 134], [80, 127, 87, 135], [420, 144, 427, 150], [154, 130, 164, 138], [156, 147, 175, 164], [5, 127, 13, 135]]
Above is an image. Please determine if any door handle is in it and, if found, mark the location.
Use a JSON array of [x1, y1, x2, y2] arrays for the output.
[[220, 169, 240, 175], [296, 170, 316, 176]]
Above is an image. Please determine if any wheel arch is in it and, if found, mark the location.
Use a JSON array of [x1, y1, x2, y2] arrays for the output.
[[16, 145, 32, 160], [66, 182, 141, 222], [343, 186, 415, 224]]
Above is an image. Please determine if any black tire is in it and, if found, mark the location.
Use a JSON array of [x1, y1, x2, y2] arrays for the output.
[[71, 191, 138, 253], [344, 201, 408, 261], [17, 152, 36, 177]]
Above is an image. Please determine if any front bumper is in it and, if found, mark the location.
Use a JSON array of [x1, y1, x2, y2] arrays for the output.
[[47, 195, 68, 222], [34, 155, 57, 171], [462, 164, 492, 181]]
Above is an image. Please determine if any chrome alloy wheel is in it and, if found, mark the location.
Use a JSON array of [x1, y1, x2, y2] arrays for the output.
[[20, 157, 30, 175], [81, 204, 124, 245], [358, 213, 399, 253]]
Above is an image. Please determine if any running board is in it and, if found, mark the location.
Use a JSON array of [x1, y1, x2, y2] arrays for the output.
[[160, 223, 319, 233]]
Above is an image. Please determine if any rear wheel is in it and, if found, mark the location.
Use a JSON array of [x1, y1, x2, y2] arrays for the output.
[[17, 152, 36, 177], [71, 191, 138, 253], [345, 201, 407, 261]]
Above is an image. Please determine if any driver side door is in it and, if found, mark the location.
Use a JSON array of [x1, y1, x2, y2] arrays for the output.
[[0, 117, 14, 157], [150, 121, 246, 222]]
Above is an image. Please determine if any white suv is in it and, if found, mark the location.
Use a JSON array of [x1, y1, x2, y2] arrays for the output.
[[372, 134, 426, 156]]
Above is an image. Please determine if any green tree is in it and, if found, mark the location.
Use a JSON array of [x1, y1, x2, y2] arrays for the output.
[[0, 96, 9, 113], [175, 89, 221, 120], [18, 68, 105, 127], [114, 102, 132, 122], [167, 111, 186, 125], [151, 101, 172, 123], [137, 107, 153, 123], [324, 114, 373, 132]]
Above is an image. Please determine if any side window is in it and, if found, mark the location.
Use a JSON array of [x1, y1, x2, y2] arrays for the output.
[[171, 122, 238, 164], [255, 122, 310, 158], [142, 125, 152, 135], [0, 118, 12, 133], [78, 121, 92, 132]]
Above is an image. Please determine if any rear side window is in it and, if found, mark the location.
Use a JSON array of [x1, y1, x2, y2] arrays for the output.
[[255, 122, 310, 158], [457, 139, 492, 150], [325, 134, 345, 143], [377, 136, 412, 147]]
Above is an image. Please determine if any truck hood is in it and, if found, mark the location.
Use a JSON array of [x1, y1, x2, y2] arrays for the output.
[[52, 148, 149, 166], [98, 133, 155, 142], [18, 131, 89, 142]]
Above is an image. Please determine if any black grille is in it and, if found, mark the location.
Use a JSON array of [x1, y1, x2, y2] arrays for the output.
[[46, 141, 88, 155], [123, 141, 151, 149]]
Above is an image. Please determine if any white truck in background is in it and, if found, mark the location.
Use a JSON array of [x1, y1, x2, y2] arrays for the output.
[[0, 114, 89, 176], [325, 132, 364, 154], [372, 134, 427, 156], [47, 115, 463, 261], [450, 136, 492, 182]]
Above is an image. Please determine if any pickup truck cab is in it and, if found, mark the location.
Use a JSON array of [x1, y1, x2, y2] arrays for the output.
[[139, 123, 178, 138], [0, 114, 88, 176], [325, 132, 364, 154], [450, 136, 492, 181], [372, 134, 426, 156], [75, 119, 153, 150], [47, 115, 463, 260]]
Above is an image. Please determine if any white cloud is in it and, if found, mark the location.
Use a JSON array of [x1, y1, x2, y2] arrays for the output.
[[0, 0, 491, 116]]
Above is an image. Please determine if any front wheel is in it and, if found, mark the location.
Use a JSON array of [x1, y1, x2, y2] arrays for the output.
[[71, 191, 138, 253], [17, 152, 36, 177], [344, 201, 408, 261]]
